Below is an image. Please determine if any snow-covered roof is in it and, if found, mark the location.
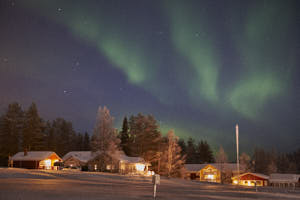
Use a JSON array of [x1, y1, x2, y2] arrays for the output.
[[185, 164, 206, 172], [232, 172, 269, 180], [62, 151, 97, 163], [119, 154, 145, 164], [269, 173, 300, 183], [11, 151, 61, 161], [62, 151, 148, 164], [185, 163, 244, 172]]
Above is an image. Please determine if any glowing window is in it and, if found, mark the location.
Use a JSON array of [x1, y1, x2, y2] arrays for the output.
[[135, 163, 145, 171], [206, 174, 215, 180], [44, 159, 51, 169]]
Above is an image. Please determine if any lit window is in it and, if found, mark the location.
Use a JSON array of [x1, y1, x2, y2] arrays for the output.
[[135, 163, 145, 171], [44, 159, 51, 169], [206, 174, 215, 180]]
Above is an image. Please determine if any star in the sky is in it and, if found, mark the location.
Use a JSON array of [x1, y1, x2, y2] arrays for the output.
[[63, 90, 72, 96]]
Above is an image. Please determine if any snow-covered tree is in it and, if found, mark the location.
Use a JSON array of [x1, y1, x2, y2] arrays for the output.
[[91, 106, 120, 171], [216, 146, 228, 164], [160, 130, 185, 178], [215, 146, 229, 183]]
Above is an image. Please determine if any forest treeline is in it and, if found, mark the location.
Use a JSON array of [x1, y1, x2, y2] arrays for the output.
[[0, 102, 299, 176]]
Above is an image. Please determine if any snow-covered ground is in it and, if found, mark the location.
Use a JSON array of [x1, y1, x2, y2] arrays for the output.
[[0, 168, 299, 200]]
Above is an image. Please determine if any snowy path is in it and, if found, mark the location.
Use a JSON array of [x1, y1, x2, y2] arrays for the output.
[[0, 168, 299, 200]]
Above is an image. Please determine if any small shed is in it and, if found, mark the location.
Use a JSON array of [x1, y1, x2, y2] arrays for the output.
[[232, 172, 269, 186], [11, 151, 62, 169]]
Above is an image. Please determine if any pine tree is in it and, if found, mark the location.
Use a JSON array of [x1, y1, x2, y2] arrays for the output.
[[0, 103, 24, 166], [50, 118, 76, 156], [128, 114, 162, 162], [251, 148, 272, 174], [45, 121, 56, 151], [76, 133, 84, 151], [22, 103, 44, 151], [83, 132, 90, 151], [197, 140, 214, 163], [91, 106, 120, 171], [186, 137, 196, 163], [119, 116, 130, 155], [178, 138, 187, 157]]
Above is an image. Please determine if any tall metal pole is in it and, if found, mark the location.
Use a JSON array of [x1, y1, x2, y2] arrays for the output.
[[236, 124, 240, 185]]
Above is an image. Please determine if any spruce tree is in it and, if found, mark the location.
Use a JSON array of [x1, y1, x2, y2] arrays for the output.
[[76, 133, 84, 151], [119, 116, 130, 155], [128, 114, 162, 162], [45, 121, 56, 151], [186, 137, 196, 163], [22, 102, 44, 151], [52, 118, 76, 156], [83, 132, 90, 151], [197, 140, 214, 163], [178, 138, 187, 157], [0, 103, 24, 165]]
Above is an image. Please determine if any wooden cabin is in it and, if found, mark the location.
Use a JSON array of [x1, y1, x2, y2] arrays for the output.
[[11, 151, 62, 169], [63, 151, 151, 175], [185, 163, 244, 183], [232, 172, 269, 186], [118, 154, 150, 175], [62, 151, 96, 168]]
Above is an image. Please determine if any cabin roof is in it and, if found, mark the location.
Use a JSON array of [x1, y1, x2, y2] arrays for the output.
[[63, 151, 148, 164], [120, 154, 145, 164], [62, 151, 96, 163], [269, 173, 300, 183], [11, 151, 60, 161], [232, 172, 269, 180]]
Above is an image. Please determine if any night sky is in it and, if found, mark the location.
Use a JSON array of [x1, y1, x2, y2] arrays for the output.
[[1, 0, 299, 157]]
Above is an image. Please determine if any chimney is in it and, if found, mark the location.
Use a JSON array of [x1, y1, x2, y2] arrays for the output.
[[24, 148, 28, 156]]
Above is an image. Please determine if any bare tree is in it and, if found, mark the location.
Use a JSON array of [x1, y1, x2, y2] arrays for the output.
[[91, 106, 120, 171], [161, 130, 185, 178], [215, 146, 228, 183], [240, 152, 251, 171]]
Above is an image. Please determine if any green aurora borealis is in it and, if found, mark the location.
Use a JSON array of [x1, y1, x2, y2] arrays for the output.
[[1, 0, 299, 157]]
